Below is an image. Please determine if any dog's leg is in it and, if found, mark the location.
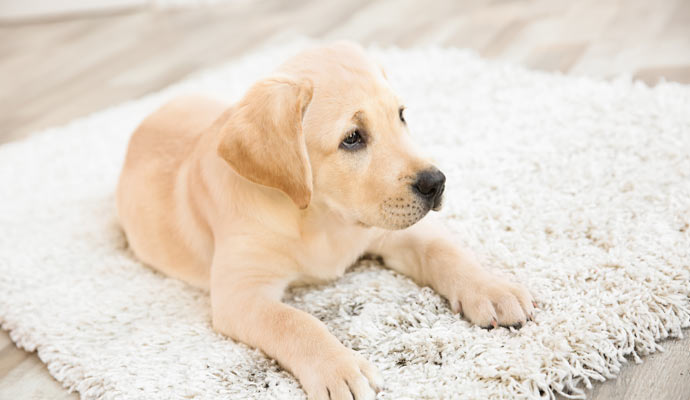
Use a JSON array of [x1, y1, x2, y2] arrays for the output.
[[210, 252, 382, 400], [368, 216, 535, 328]]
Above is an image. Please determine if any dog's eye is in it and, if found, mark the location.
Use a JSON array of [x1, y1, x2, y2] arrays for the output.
[[340, 130, 364, 150], [399, 107, 406, 123]]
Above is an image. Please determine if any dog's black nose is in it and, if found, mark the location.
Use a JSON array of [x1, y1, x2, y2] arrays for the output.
[[412, 168, 446, 208]]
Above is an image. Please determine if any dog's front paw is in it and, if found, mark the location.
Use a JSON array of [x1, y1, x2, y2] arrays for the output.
[[451, 275, 535, 329], [298, 349, 383, 400]]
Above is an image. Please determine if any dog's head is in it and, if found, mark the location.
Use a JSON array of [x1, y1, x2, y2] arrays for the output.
[[218, 42, 445, 230]]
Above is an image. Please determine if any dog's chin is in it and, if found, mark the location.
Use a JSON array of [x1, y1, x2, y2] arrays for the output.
[[383, 196, 443, 229], [352, 194, 443, 230], [364, 209, 431, 231]]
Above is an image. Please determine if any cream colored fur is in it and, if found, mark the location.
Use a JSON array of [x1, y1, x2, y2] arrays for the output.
[[116, 42, 534, 400]]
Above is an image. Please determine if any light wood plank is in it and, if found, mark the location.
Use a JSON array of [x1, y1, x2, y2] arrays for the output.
[[587, 338, 690, 400], [0, 333, 30, 379], [0, 331, 11, 351], [635, 65, 690, 85], [0, 336, 77, 399], [525, 42, 588, 73]]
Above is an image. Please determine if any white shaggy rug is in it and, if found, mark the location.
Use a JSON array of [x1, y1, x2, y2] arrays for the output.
[[1, 42, 689, 399]]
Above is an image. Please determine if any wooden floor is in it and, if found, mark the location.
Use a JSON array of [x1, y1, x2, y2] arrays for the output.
[[1, 0, 689, 398]]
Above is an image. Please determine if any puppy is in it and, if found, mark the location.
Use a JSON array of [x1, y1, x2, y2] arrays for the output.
[[117, 42, 534, 400]]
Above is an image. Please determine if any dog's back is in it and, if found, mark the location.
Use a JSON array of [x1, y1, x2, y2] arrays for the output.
[[117, 95, 225, 288]]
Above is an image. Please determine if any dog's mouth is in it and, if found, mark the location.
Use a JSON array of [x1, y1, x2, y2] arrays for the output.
[[356, 220, 371, 228], [431, 186, 445, 211]]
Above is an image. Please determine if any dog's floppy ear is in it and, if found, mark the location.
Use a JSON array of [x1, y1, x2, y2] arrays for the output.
[[218, 76, 314, 209]]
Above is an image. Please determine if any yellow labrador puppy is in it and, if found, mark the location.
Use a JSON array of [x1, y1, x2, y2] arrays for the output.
[[117, 42, 534, 400]]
